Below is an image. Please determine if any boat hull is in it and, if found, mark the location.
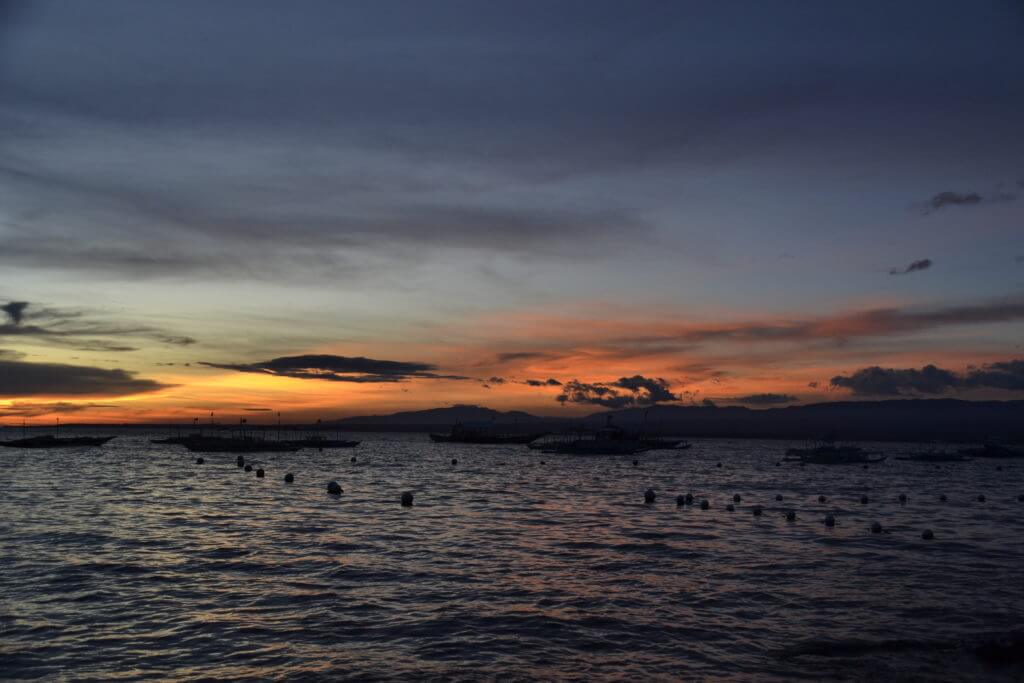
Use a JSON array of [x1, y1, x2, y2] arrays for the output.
[[0, 436, 116, 448], [429, 432, 546, 445]]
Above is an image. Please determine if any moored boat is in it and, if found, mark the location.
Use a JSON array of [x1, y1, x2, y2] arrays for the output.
[[784, 443, 885, 465], [0, 434, 116, 448], [429, 423, 547, 445], [957, 443, 1024, 459]]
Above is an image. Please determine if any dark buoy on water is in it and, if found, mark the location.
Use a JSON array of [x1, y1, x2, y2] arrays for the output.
[[775, 494, 783, 502], [860, 494, 868, 504], [939, 494, 947, 502], [676, 494, 685, 507], [977, 494, 986, 503], [236, 456, 244, 468], [733, 494, 741, 503], [632, 459, 639, 467], [327, 481, 342, 496], [685, 493, 694, 505], [401, 491, 414, 507], [244, 464, 252, 472], [256, 468, 265, 478], [898, 493, 907, 504], [726, 503, 735, 512], [752, 505, 763, 517], [1018, 494, 1024, 502], [451, 458, 458, 466], [871, 521, 882, 534], [786, 510, 796, 522], [350, 456, 356, 463], [716, 462, 722, 468], [700, 499, 709, 510], [644, 488, 656, 504], [196, 457, 204, 464], [284, 473, 294, 483], [824, 514, 835, 527], [922, 529, 934, 540], [818, 495, 826, 503]]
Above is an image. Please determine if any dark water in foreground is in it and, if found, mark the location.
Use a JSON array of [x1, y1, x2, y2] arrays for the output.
[[1, 433, 1023, 681]]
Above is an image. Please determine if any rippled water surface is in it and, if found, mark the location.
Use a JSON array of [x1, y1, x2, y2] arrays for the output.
[[2, 433, 1023, 681]]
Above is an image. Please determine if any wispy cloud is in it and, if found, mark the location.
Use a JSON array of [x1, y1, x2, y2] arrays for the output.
[[889, 258, 932, 276], [729, 393, 799, 405]]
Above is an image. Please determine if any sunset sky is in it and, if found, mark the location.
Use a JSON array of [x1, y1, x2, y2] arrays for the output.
[[2, 1, 1023, 423]]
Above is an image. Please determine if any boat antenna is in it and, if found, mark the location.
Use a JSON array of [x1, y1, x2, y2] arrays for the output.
[[277, 412, 281, 442]]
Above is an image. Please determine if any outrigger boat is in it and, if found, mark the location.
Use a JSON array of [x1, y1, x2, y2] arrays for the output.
[[429, 423, 547, 445], [0, 434, 116, 449]]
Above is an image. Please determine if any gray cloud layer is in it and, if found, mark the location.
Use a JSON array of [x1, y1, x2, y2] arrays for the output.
[[830, 359, 1024, 396], [556, 375, 677, 408], [0, 359, 170, 397]]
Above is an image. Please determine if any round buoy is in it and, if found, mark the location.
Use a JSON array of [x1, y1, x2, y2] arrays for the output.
[[862, 464, 868, 470], [716, 462, 722, 468], [284, 473, 294, 483], [244, 464, 252, 472], [195, 457, 204, 465], [236, 456, 244, 467], [632, 459, 639, 467], [922, 529, 934, 540], [451, 458, 458, 466], [540, 460, 546, 465], [676, 494, 685, 507], [871, 521, 882, 534], [775, 494, 783, 502], [786, 510, 796, 522], [898, 493, 907, 504], [733, 494, 741, 503], [644, 488, 656, 504], [350, 456, 356, 463], [685, 493, 694, 505], [818, 495, 826, 503], [860, 495, 868, 504], [700, 499, 709, 510], [327, 481, 342, 495], [256, 468, 265, 478], [977, 494, 986, 503], [939, 494, 947, 502], [996, 465, 1003, 472], [775, 461, 781, 467], [752, 505, 763, 517], [824, 514, 835, 527], [1018, 494, 1024, 502], [726, 503, 735, 512], [401, 491, 414, 507]]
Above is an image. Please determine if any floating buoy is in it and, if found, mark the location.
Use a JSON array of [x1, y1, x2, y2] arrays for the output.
[[977, 494, 986, 502], [775, 494, 783, 502], [676, 494, 685, 507], [540, 460, 546, 465], [256, 468, 265, 478], [244, 464, 252, 472], [862, 464, 868, 470], [733, 494, 741, 503], [236, 456, 244, 468], [996, 465, 1003, 472], [776, 461, 781, 467], [824, 514, 835, 527], [860, 495, 868, 504], [716, 462, 722, 468], [1018, 494, 1024, 502], [921, 529, 934, 540], [644, 488, 656, 504], [818, 495, 826, 503], [700, 499, 709, 510], [401, 491, 414, 507], [195, 457, 204, 464], [685, 493, 694, 505], [284, 473, 294, 483], [327, 481, 342, 495], [871, 521, 882, 534], [726, 503, 735, 512], [632, 459, 639, 466], [786, 510, 796, 522], [898, 493, 907, 504], [451, 458, 458, 466], [350, 456, 356, 463], [939, 494, 948, 502], [752, 505, 763, 517]]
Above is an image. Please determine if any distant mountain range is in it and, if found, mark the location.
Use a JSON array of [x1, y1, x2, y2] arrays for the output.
[[333, 399, 1024, 443]]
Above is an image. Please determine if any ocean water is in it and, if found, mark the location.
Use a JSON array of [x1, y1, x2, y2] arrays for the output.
[[1, 432, 1022, 681]]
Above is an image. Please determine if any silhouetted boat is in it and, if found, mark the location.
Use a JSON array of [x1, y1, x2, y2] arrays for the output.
[[531, 424, 648, 456], [895, 448, 970, 462], [151, 434, 202, 445], [429, 423, 546, 444], [784, 443, 885, 465], [0, 434, 116, 448], [178, 435, 301, 453], [639, 436, 691, 450], [957, 443, 1024, 459]]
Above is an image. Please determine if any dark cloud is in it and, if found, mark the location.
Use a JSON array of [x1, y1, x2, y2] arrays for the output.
[[924, 190, 1016, 214], [556, 375, 677, 408], [0, 402, 120, 418], [524, 378, 562, 387], [243, 407, 273, 412], [487, 376, 506, 385], [702, 398, 717, 407], [831, 359, 1024, 396], [889, 258, 932, 275], [496, 352, 552, 363], [807, 381, 819, 388], [2, 300, 28, 324], [199, 354, 467, 383], [0, 359, 170, 397], [731, 393, 799, 405]]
